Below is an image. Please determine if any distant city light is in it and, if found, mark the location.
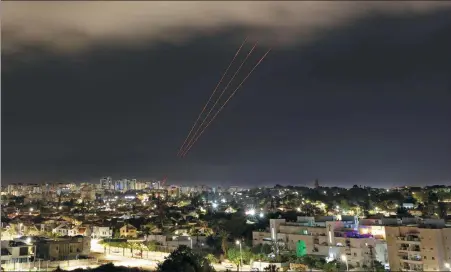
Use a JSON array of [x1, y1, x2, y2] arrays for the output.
[[259, 212, 264, 218], [212, 203, 218, 208]]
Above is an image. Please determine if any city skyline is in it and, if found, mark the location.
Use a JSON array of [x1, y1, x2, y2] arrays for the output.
[[2, 2, 451, 186]]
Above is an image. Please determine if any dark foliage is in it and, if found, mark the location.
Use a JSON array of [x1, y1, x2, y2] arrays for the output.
[[157, 245, 215, 272], [53, 263, 147, 272]]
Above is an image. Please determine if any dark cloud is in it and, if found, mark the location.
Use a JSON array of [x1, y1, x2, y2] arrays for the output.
[[2, 3, 451, 186]]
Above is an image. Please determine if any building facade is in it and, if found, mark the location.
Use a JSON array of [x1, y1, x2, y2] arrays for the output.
[[385, 220, 451, 271], [253, 216, 388, 269]]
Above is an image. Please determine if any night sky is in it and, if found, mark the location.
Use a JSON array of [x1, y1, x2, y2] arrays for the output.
[[2, 2, 451, 187]]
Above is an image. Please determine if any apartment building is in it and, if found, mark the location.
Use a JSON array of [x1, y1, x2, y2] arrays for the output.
[[100, 177, 114, 190], [253, 216, 388, 269], [385, 219, 451, 272], [114, 179, 137, 192]]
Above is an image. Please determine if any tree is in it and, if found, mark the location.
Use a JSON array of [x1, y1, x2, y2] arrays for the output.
[[373, 260, 385, 272], [339, 199, 351, 211], [129, 242, 147, 257], [252, 244, 272, 255], [205, 254, 219, 264], [113, 229, 121, 238], [143, 222, 158, 235], [226, 247, 242, 271], [145, 241, 157, 251], [191, 195, 202, 207], [295, 255, 324, 271], [322, 261, 339, 272], [51, 263, 145, 272], [218, 230, 229, 255], [218, 214, 248, 239], [263, 264, 279, 272], [157, 245, 215, 272]]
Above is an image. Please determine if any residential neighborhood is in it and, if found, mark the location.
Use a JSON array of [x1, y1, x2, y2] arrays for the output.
[[2, 180, 451, 271]]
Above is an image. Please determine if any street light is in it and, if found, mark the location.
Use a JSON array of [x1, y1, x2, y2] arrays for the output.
[[188, 237, 193, 249], [236, 240, 243, 270], [341, 254, 349, 271]]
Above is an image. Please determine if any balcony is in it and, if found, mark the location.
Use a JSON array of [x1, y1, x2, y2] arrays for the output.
[[398, 247, 409, 252], [398, 245, 420, 252], [396, 237, 421, 244], [411, 246, 421, 252], [400, 256, 422, 264]]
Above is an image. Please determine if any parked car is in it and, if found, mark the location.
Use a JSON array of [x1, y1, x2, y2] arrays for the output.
[[224, 264, 234, 269]]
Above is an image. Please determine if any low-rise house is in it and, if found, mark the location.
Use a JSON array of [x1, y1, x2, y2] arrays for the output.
[[120, 224, 138, 238], [91, 226, 113, 239], [0, 240, 34, 265], [53, 223, 72, 236], [36, 236, 90, 261], [68, 226, 91, 237]]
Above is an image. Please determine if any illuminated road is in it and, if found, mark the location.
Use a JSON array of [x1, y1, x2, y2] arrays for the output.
[[90, 239, 251, 271]]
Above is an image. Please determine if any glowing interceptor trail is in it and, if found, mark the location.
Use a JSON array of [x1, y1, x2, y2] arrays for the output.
[[177, 38, 248, 157], [181, 49, 271, 158]]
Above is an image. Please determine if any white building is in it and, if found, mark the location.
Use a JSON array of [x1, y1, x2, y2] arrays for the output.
[[0, 240, 34, 265], [91, 226, 113, 239], [253, 216, 388, 269], [114, 179, 137, 192], [100, 177, 113, 190]]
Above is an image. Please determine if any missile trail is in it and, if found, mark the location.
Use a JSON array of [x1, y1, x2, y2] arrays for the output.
[[180, 42, 258, 156], [176, 37, 248, 157], [181, 49, 271, 158]]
